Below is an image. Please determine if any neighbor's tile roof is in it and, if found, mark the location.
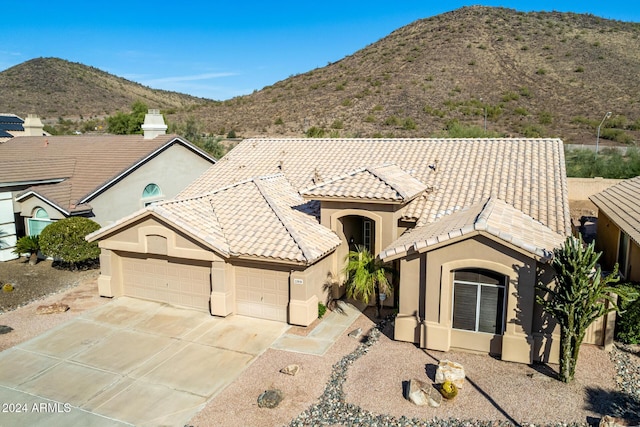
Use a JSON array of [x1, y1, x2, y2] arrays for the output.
[[0, 134, 208, 214], [380, 197, 566, 261], [91, 174, 340, 264], [300, 163, 427, 203], [181, 138, 570, 235], [590, 175, 640, 246]]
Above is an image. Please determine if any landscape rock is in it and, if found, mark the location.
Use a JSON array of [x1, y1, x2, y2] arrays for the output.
[[257, 389, 284, 408], [280, 364, 300, 376], [435, 359, 466, 388], [407, 378, 441, 407], [600, 415, 638, 427], [36, 303, 70, 315], [348, 327, 362, 338]]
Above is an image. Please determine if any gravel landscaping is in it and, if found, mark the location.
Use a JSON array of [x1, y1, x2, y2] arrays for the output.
[[1, 259, 638, 426], [190, 311, 640, 427]]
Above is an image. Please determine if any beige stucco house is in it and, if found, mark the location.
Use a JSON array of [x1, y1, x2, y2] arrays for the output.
[[88, 137, 613, 364], [590, 175, 640, 282], [0, 111, 216, 261]]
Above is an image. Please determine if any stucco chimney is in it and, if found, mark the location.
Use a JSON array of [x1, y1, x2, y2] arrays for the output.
[[141, 109, 167, 139], [23, 114, 45, 136]]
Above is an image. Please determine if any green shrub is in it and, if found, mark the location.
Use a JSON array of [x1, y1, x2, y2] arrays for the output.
[[538, 111, 553, 125], [331, 120, 344, 130], [305, 126, 326, 138], [403, 118, 416, 130], [39, 217, 101, 268], [616, 282, 640, 344], [274, 117, 284, 125], [318, 302, 327, 318]]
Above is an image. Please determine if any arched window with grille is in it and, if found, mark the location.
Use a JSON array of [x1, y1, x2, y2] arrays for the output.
[[142, 183, 163, 206], [27, 207, 54, 236]]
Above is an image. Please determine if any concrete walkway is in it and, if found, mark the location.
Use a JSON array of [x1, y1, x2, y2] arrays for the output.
[[0, 297, 288, 426], [271, 301, 363, 355]]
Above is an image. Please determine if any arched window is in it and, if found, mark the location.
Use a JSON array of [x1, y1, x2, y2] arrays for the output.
[[452, 268, 506, 335], [142, 183, 162, 206], [28, 207, 53, 236]]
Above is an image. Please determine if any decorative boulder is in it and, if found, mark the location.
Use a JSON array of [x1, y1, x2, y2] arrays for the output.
[[348, 327, 362, 338], [36, 303, 70, 315], [280, 364, 300, 376], [407, 378, 441, 408], [599, 415, 636, 427], [257, 389, 284, 408], [435, 360, 465, 388]]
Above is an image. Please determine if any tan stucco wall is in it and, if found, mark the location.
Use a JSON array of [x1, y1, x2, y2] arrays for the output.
[[394, 234, 560, 364], [595, 211, 622, 272], [629, 241, 640, 282], [320, 200, 404, 280], [89, 143, 213, 226], [567, 177, 622, 201]]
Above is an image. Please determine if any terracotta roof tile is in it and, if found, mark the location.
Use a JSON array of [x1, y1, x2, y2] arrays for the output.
[[300, 164, 427, 203], [181, 138, 570, 235], [380, 197, 566, 261], [92, 174, 340, 264], [590, 175, 640, 246]]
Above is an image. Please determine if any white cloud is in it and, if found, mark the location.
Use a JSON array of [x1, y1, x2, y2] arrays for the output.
[[143, 72, 237, 85]]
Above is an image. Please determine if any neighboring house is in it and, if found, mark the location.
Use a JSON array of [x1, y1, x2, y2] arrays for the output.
[[0, 110, 216, 261], [590, 175, 640, 282], [88, 137, 612, 364], [0, 114, 48, 142]]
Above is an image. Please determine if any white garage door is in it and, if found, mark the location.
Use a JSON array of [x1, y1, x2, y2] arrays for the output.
[[235, 266, 289, 322], [121, 256, 211, 312]]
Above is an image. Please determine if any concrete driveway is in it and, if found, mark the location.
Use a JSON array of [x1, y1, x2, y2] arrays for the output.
[[0, 297, 289, 426]]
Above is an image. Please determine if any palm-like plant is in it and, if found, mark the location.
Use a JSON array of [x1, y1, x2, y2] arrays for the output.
[[13, 235, 40, 265], [343, 245, 393, 317]]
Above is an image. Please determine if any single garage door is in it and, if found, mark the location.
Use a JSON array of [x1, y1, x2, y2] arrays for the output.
[[121, 255, 211, 312], [235, 266, 289, 322]]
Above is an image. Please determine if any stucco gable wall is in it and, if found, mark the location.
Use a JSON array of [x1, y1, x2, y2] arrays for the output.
[[89, 143, 213, 226], [97, 216, 221, 262], [395, 234, 560, 364]]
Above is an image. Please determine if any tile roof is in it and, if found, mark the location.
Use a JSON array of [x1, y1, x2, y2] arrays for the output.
[[181, 138, 570, 235], [300, 164, 427, 203], [380, 197, 566, 261], [0, 134, 214, 214], [590, 175, 640, 246], [89, 174, 340, 264]]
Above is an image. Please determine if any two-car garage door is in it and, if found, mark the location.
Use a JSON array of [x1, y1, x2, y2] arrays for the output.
[[121, 256, 211, 313], [119, 256, 290, 321]]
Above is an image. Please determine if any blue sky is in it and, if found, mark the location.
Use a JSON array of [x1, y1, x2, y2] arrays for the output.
[[1, 1, 638, 101]]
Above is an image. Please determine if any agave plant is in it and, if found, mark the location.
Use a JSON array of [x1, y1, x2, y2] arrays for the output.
[[13, 235, 40, 265]]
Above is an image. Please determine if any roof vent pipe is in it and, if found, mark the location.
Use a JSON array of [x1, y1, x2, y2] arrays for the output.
[[142, 109, 167, 139]]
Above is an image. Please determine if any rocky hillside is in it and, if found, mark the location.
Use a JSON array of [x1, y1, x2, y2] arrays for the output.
[[1, 7, 639, 144], [0, 57, 205, 120]]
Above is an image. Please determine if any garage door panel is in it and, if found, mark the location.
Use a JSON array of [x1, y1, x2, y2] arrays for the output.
[[121, 256, 211, 313], [235, 266, 289, 322]]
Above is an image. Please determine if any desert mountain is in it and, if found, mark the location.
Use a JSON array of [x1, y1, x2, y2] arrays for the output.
[[1, 7, 638, 144]]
